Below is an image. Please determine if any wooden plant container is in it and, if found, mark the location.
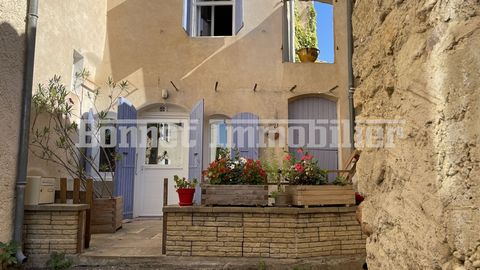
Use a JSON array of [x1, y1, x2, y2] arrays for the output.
[[91, 197, 123, 233], [202, 185, 268, 206], [286, 185, 355, 207]]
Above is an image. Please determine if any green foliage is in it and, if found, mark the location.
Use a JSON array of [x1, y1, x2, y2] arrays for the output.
[[173, 175, 198, 189], [0, 241, 17, 269], [30, 73, 130, 197], [281, 149, 328, 185], [258, 260, 267, 270], [294, 0, 318, 50], [46, 252, 73, 270], [260, 151, 281, 184], [203, 148, 267, 185], [333, 175, 348, 186]]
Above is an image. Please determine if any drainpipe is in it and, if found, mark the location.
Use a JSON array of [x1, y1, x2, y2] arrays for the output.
[[13, 0, 39, 263], [347, 0, 356, 150]]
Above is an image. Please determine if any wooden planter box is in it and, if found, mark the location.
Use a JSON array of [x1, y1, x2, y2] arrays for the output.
[[91, 197, 123, 233], [286, 185, 355, 207], [202, 185, 268, 206]]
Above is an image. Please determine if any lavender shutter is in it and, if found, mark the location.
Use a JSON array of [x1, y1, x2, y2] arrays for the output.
[[182, 0, 192, 36], [235, 0, 244, 34], [288, 96, 338, 182], [114, 98, 137, 219], [84, 109, 95, 177], [232, 112, 259, 160], [188, 100, 204, 205]]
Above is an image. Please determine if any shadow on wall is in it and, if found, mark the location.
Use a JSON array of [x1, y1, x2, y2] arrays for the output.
[[104, 0, 286, 102], [0, 22, 25, 242]]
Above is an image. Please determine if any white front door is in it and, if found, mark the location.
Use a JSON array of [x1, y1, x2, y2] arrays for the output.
[[134, 120, 188, 217]]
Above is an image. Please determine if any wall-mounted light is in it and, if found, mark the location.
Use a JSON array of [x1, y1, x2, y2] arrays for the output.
[[161, 89, 169, 100]]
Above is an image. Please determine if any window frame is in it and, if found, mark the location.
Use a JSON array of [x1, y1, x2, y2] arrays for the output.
[[209, 119, 231, 162], [191, 0, 236, 37], [284, 0, 336, 63]]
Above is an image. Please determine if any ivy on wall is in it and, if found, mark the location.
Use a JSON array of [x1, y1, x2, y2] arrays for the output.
[[294, 0, 318, 50]]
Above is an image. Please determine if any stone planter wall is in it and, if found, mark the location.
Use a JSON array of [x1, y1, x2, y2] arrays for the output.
[[23, 204, 89, 255], [164, 206, 366, 258]]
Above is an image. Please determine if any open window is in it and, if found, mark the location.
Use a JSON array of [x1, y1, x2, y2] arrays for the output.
[[183, 0, 244, 37], [71, 50, 84, 90], [145, 122, 185, 166], [284, 0, 335, 63], [99, 126, 116, 172], [209, 118, 230, 162]]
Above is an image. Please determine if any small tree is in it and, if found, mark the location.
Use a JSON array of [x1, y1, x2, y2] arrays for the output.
[[30, 71, 130, 197]]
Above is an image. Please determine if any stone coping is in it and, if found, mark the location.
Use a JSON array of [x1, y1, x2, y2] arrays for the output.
[[25, 203, 89, 211], [163, 205, 357, 214]]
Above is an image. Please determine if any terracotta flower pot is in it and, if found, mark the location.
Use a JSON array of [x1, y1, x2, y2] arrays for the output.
[[296, 48, 319, 63], [177, 188, 195, 206], [355, 192, 365, 205]]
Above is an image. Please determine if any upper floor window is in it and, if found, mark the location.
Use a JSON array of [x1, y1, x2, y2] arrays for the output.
[[71, 50, 84, 90], [283, 0, 335, 63], [183, 0, 244, 37]]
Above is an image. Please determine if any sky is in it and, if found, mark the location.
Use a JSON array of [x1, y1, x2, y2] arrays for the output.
[[314, 2, 334, 63]]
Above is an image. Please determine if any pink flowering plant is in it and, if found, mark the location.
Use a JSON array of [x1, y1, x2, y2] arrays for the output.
[[203, 148, 267, 185], [281, 148, 328, 185]]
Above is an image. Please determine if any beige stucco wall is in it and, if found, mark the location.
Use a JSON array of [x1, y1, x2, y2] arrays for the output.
[[0, 0, 26, 242], [28, 0, 107, 177], [96, 0, 351, 166]]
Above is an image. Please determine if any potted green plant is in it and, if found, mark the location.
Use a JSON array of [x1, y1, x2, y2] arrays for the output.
[[174, 175, 197, 206], [282, 149, 355, 207], [262, 154, 290, 207], [202, 148, 268, 206], [0, 241, 17, 270], [294, 1, 319, 63]]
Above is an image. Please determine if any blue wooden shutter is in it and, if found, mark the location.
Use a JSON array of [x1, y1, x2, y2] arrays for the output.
[[114, 98, 137, 219], [182, 0, 193, 36], [84, 109, 95, 177], [188, 99, 204, 204], [232, 112, 259, 160], [235, 0, 244, 34]]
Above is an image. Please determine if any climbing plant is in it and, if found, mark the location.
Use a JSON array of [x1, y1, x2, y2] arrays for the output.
[[294, 0, 318, 50]]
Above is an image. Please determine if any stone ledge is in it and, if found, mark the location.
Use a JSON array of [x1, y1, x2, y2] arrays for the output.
[[25, 204, 89, 212], [163, 205, 357, 214]]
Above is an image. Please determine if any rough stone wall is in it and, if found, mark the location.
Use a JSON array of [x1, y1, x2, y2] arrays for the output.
[[352, 0, 480, 269], [0, 0, 26, 242]]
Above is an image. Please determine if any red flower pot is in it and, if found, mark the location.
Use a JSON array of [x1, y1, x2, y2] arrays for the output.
[[177, 188, 195, 206], [355, 192, 365, 205]]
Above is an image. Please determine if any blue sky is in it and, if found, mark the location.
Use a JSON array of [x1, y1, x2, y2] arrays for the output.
[[314, 2, 334, 63]]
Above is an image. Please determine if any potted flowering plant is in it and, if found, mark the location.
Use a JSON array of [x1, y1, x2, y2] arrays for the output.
[[282, 149, 328, 185], [201, 148, 268, 206], [283, 149, 355, 207], [174, 175, 198, 206]]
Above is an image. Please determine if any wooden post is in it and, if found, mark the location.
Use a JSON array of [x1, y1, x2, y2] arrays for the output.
[[163, 178, 168, 207], [60, 178, 67, 204], [73, 178, 80, 204], [84, 179, 94, 248], [162, 178, 168, 255]]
